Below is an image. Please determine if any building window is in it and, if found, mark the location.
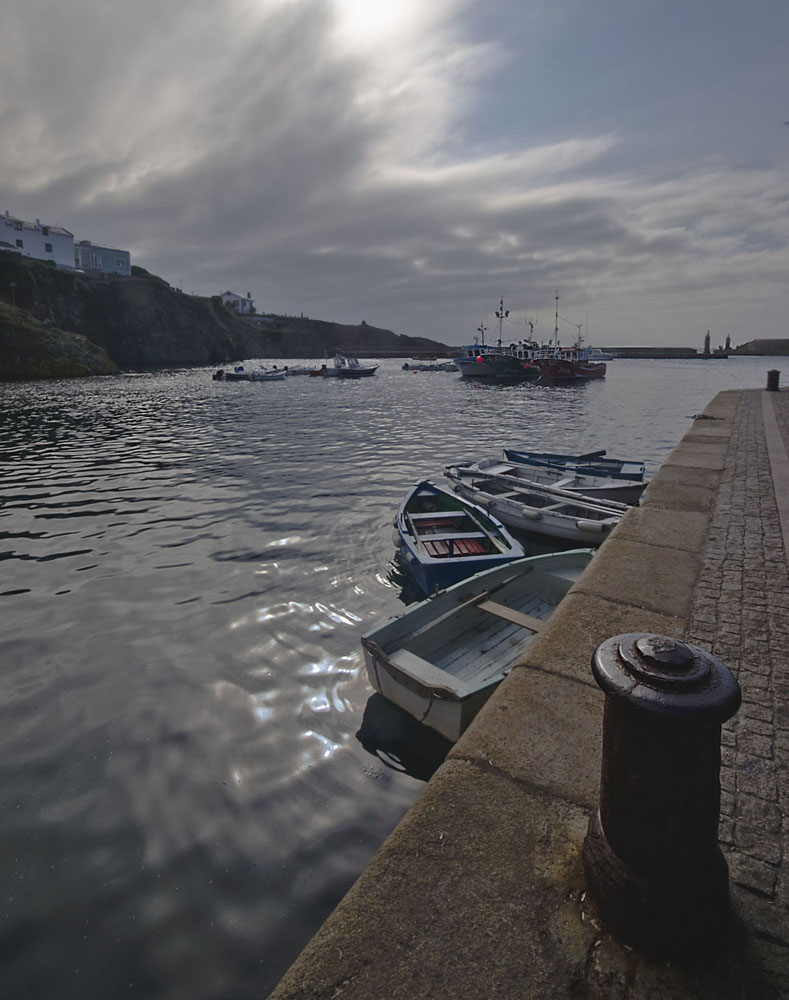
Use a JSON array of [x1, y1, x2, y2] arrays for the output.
[[41, 226, 49, 236], [14, 221, 22, 231], [45, 242, 52, 253], [115, 257, 124, 268], [91, 253, 102, 269], [15, 239, 23, 248]]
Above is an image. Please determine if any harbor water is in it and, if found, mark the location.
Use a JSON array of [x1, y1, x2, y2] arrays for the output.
[[0, 356, 780, 998]]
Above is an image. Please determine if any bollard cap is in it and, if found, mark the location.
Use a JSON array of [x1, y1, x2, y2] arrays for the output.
[[592, 633, 741, 725]]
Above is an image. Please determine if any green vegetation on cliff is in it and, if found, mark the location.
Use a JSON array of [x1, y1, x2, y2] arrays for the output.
[[0, 299, 118, 379], [0, 252, 447, 378]]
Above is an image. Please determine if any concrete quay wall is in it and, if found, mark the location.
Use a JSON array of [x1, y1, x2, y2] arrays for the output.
[[269, 388, 788, 1000]]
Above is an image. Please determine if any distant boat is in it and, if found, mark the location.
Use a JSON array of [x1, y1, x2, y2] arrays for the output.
[[311, 356, 378, 378], [488, 353, 542, 382], [332, 355, 378, 378], [362, 549, 594, 742], [211, 366, 285, 382], [402, 362, 456, 372], [393, 480, 525, 597]]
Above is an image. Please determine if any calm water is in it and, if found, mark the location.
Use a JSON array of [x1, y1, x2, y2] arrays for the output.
[[0, 356, 779, 998]]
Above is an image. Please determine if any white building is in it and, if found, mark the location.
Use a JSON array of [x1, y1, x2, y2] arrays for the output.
[[1, 211, 75, 269], [220, 290, 256, 314], [74, 239, 131, 277]]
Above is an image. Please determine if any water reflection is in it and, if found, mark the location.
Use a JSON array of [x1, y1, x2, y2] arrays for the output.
[[356, 693, 451, 782]]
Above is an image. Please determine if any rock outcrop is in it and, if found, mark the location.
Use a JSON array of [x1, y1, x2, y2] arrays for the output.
[[0, 300, 118, 379]]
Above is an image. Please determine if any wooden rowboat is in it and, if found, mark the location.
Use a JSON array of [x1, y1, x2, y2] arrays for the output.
[[454, 457, 645, 505], [444, 465, 626, 545], [393, 480, 525, 597], [503, 448, 646, 482], [362, 549, 594, 742]]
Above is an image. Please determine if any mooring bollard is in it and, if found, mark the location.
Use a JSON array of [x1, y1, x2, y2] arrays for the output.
[[582, 633, 741, 954], [767, 369, 780, 391]]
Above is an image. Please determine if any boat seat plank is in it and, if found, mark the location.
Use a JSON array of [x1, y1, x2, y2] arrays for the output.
[[389, 648, 472, 698], [408, 511, 468, 522], [477, 600, 544, 632]]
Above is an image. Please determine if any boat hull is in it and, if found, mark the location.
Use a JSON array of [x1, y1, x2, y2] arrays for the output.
[[533, 358, 606, 380]]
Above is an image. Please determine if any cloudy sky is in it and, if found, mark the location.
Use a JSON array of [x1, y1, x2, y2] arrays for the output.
[[2, 0, 788, 347]]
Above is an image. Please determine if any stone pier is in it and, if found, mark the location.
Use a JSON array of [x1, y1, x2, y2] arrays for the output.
[[268, 387, 789, 1000]]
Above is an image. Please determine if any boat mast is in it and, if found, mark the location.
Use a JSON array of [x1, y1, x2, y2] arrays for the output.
[[477, 321, 487, 347], [554, 290, 559, 347], [495, 297, 509, 349]]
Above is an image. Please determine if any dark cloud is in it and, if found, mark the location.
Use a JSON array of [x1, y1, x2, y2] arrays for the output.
[[1, 0, 788, 344]]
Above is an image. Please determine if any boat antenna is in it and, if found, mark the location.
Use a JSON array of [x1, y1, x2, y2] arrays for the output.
[[494, 297, 509, 348], [554, 290, 559, 347], [574, 322, 583, 347], [477, 321, 487, 346]]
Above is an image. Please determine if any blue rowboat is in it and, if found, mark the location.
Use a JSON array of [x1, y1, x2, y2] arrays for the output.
[[393, 480, 525, 597], [503, 448, 646, 482]]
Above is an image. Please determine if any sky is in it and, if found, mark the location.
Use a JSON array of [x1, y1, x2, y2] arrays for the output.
[[2, 0, 788, 348]]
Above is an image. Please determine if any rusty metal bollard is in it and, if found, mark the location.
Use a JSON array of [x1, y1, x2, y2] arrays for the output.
[[767, 369, 780, 391], [582, 633, 741, 954]]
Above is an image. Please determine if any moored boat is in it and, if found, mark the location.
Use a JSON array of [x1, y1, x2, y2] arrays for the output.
[[248, 369, 286, 381], [402, 362, 456, 372], [333, 355, 378, 378], [393, 480, 525, 597], [503, 448, 646, 482], [488, 353, 542, 382], [362, 549, 594, 741], [445, 465, 626, 544], [212, 366, 285, 382], [454, 457, 646, 505], [531, 346, 606, 381]]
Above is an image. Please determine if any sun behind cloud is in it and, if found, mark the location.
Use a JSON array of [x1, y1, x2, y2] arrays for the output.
[[331, 0, 433, 49]]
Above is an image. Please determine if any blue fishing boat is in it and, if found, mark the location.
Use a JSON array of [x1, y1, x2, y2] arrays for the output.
[[393, 480, 525, 597], [503, 448, 646, 482]]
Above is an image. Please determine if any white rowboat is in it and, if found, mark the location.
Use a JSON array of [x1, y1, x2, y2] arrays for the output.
[[362, 550, 594, 742]]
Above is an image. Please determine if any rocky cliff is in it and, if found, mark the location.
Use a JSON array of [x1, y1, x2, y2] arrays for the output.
[[0, 299, 118, 379], [0, 252, 447, 379]]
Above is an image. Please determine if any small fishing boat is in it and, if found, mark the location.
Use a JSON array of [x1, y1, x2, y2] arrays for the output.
[[248, 369, 286, 382], [393, 480, 525, 597], [402, 362, 456, 372], [212, 366, 286, 382], [454, 457, 646, 505], [362, 549, 594, 741], [333, 355, 378, 378], [503, 448, 646, 482], [445, 465, 626, 544]]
